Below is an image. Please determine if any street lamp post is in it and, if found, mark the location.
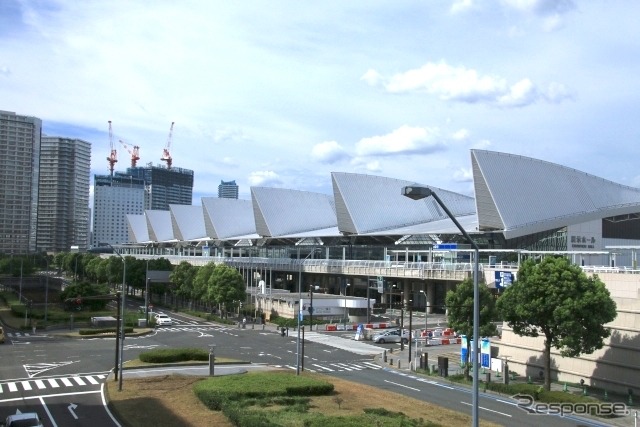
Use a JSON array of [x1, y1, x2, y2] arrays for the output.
[[408, 299, 413, 363], [403, 185, 480, 427], [102, 243, 126, 392], [400, 291, 404, 351], [420, 290, 428, 339], [309, 284, 318, 331], [343, 281, 350, 331]]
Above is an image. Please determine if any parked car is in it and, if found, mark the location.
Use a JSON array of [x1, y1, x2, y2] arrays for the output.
[[0, 326, 4, 344], [154, 313, 173, 326], [372, 329, 410, 344], [3, 412, 44, 427]]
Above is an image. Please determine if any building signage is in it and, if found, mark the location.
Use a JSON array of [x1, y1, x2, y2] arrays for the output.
[[570, 235, 596, 249], [494, 271, 515, 289], [481, 339, 491, 368]]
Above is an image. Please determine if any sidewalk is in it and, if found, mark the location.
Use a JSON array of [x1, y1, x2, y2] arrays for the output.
[[375, 343, 639, 427]]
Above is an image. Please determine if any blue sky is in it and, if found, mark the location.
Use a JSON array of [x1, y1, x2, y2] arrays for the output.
[[2, 0, 640, 202]]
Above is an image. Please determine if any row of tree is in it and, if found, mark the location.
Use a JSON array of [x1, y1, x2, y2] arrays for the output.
[[447, 257, 617, 390], [18, 251, 618, 392]]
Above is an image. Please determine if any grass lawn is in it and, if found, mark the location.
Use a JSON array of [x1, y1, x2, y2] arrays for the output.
[[105, 370, 500, 427]]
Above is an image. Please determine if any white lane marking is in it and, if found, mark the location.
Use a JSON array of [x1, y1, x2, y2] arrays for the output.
[[39, 396, 58, 427], [460, 401, 512, 417], [72, 377, 86, 386], [383, 380, 421, 392], [101, 383, 123, 427], [8, 383, 18, 392], [47, 379, 60, 388], [60, 378, 73, 387], [0, 390, 100, 404], [21, 381, 32, 391], [34, 380, 46, 389]]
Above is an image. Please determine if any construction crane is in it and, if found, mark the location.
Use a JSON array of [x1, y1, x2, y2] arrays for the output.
[[161, 121, 174, 169], [119, 139, 140, 168], [107, 120, 118, 176]]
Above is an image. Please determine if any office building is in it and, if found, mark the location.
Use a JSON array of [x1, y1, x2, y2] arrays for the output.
[[127, 165, 194, 210], [218, 179, 239, 199], [0, 110, 42, 254], [37, 137, 91, 252], [92, 174, 145, 247]]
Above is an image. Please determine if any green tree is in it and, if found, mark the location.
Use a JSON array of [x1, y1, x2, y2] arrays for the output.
[[193, 263, 215, 303], [208, 264, 245, 316], [171, 261, 197, 307], [445, 278, 498, 380], [497, 257, 617, 391]]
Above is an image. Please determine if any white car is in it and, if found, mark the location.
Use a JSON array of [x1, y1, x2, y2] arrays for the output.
[[154, 313, 173, 326], [3, 412, 44, 427], [372, 329, 410, 344]]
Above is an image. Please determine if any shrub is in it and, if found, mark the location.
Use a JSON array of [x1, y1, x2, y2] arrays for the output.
[[138, 347, 209, 363]]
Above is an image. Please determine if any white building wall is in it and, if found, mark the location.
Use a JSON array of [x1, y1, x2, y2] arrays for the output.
[[92, 185, 144, 246], [495, 272, 640, 395]]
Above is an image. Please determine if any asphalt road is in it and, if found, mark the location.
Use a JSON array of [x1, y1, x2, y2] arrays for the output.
[[0, 309, 621, 426]]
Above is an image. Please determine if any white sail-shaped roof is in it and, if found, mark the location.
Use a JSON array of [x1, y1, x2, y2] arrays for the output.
[[127, 214, 150, 243], [472, 149, 640, 239], [170, 204, 207, 241], [202, 198, 258, 240], [146, 210, 175, 242], [251, 187, 338, 237], [332, 172, 477, 235]]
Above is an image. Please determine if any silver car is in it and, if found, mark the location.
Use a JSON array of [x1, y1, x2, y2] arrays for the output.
[[3, 412, 44, 427], [372, 329, 410, 344], [154, 313, 173, 326]]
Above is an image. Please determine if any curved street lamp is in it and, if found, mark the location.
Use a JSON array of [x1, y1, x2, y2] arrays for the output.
[[101, 243, 126, 392], [402, 185, 480, 427]]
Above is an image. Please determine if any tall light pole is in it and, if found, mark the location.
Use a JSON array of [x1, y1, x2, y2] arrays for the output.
[[343, 281, 350, 331], [102, 243, 126, 391], [402, 185, 480, 427], [420, 290, 428, 336]]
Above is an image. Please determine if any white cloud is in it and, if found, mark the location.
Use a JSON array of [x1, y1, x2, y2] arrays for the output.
[[450, 0, 476, 14], [360, 69, 382, 86], [453, 167, 473, 182], [365, 61, 571, 107], [311, 140, 350, 164], [355, 125, 445, 157], [451, 129, 470, 141], [0, 66, 10, 76], [248, 170, 283, 187]]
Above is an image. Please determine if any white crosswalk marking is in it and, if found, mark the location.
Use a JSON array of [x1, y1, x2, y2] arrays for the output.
[[360, 361, 382, 369], [85, 376, 99, 385], [0, 373, 110, 396], [311, 364, 334, 372], [332, 363, 354, 371]]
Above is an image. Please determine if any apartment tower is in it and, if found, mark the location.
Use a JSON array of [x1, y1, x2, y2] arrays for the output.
[[0, 110, 42, 254], [37, 137, 91, 252]]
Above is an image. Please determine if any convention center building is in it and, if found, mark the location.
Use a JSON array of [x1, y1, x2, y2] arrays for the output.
[[118, 149, 640, 394]]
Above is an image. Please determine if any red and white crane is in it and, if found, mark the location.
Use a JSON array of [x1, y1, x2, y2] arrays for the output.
[[107, 120, 118, 176], [160, 121, 174, 169], [119, 139, 140, 168]]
